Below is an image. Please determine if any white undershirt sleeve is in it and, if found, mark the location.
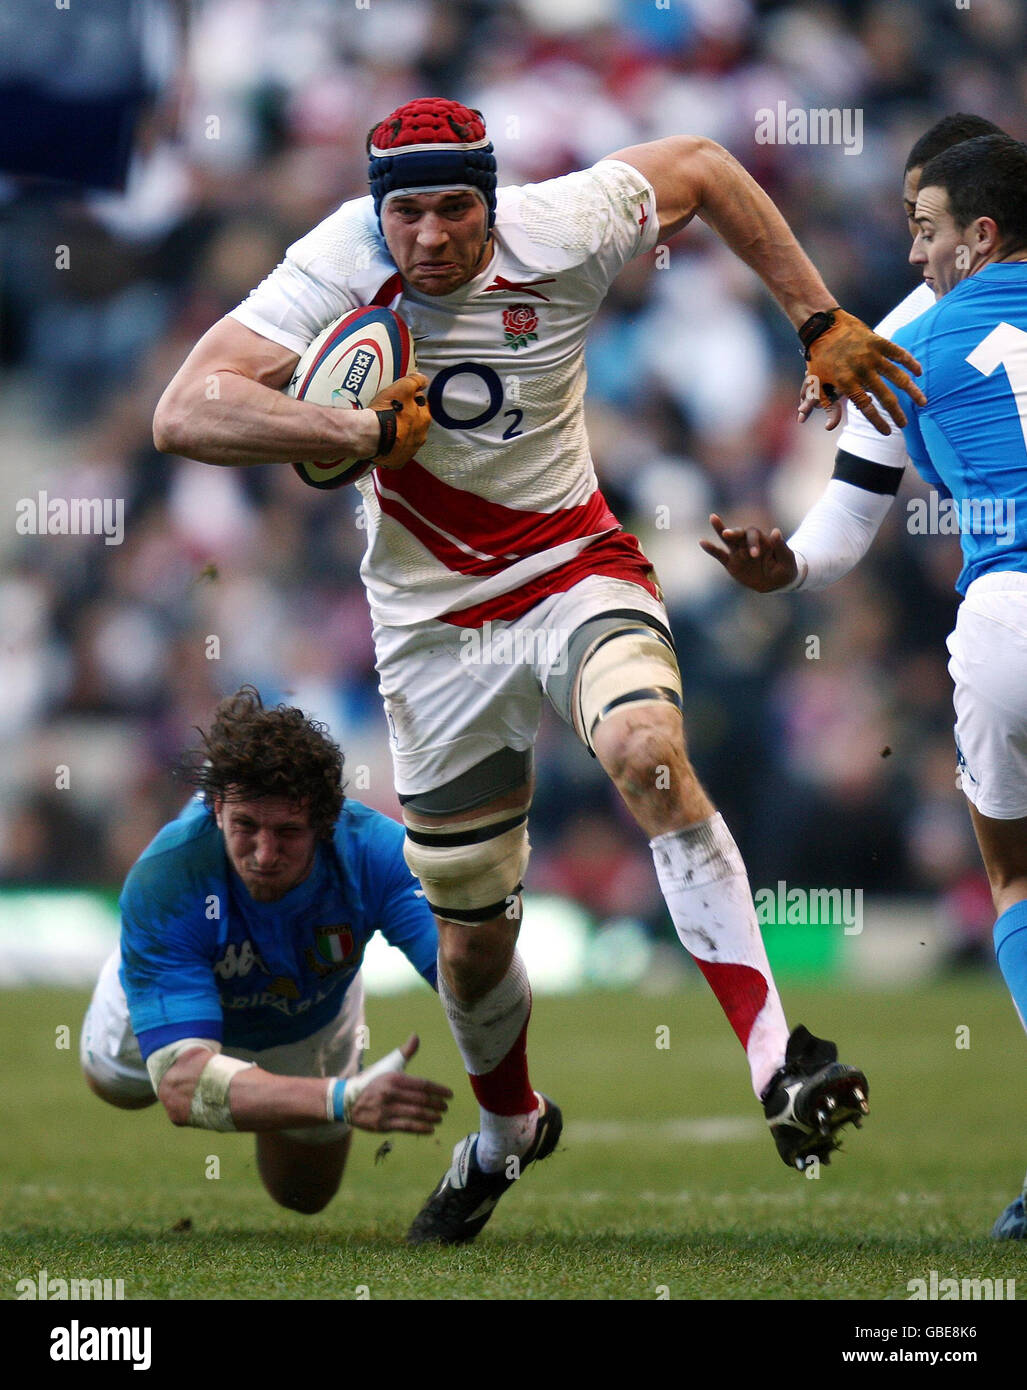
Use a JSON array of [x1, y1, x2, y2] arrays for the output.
[[783, 478, 898, 592]]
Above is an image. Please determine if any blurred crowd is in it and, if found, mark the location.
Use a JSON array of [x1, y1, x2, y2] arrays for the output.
[[1, 0, 1022, 957]]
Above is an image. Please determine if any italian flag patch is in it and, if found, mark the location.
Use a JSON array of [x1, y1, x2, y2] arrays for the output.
[[315, 926, 354, 965]]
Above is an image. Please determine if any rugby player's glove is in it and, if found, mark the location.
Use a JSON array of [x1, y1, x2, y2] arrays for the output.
[[799, 307, 924, 437], [369, 372, 431, 470]]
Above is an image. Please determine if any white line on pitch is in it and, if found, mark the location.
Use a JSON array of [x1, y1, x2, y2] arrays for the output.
[[564, 1117, 764, 1144]]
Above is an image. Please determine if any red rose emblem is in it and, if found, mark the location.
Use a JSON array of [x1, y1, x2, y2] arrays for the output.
[[501, 304, 540, 351], [503, 305, 539, 335]]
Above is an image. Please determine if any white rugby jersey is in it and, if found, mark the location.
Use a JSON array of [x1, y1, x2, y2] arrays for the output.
[[230, 159, 661, 629]]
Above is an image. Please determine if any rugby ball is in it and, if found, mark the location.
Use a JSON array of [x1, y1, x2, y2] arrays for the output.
[[287, 306, 415, 489]]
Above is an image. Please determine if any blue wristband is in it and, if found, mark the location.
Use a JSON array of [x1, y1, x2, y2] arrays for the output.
[[330, 1079, 347, 1122]]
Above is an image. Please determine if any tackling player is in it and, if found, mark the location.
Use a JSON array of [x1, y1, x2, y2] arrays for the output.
[[81, 687, 452, 1215], [152, 99, 926, 1242], [702, 113, 1004, 595], [704, 131, 1027, 1238]]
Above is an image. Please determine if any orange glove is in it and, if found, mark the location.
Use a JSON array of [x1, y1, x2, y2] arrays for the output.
[[369, 372, 431, 469], [801, 308, 925, 437]]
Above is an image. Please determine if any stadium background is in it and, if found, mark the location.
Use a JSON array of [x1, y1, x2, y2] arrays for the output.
[[3, 0, 1024, 988]]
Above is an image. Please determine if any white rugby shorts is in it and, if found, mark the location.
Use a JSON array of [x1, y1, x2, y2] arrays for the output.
[[80, 948, 366, 1144], [947, 571, 1027, 821], [373, 574, 673, 795]]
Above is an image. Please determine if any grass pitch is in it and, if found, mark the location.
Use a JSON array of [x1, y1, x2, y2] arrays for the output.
[[2, 976, 1026, 1300]]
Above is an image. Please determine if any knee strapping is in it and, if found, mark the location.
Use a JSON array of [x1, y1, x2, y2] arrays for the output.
[[575, 623, 683, 752], [404, 803, 531, 923]]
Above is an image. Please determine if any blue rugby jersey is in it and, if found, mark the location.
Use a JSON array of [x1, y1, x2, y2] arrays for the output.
[[119, 797, 437, 1056], [890, 263, 1027, 594]]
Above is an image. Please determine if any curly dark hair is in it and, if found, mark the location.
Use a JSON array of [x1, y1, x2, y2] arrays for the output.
[[185, 687, 344, 839]]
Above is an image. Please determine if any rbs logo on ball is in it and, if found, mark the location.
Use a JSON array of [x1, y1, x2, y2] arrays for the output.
[[338, 347, 376, 398]]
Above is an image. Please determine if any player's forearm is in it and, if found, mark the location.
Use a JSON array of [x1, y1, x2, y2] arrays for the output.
[[159, 1049, 334, 1132], [691, 141, 836, 328], [225, 1067, 334, 1131], [152, 372, 379, 467]]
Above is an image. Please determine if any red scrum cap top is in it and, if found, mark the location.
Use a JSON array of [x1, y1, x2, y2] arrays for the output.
[[367, 98, 497, 229], [369, 98, 488, 153]]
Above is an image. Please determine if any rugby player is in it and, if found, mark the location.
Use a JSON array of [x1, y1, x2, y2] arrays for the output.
[[81, 688, 451, 1215], [704, 129, 1027, 1238], [152, 99, 925, 1242], [702, 113, 1004, 592]]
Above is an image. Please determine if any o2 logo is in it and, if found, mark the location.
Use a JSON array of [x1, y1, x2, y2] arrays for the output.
[[426, 363, 523, 440]]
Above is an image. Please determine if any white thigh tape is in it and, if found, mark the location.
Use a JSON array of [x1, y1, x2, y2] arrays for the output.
[[577, 627, 682, 749], [404, 815, 530, 918]]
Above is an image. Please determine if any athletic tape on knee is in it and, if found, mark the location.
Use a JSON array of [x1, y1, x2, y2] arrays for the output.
[[576, 625, 682, 752], [404, 808, 530, 921]]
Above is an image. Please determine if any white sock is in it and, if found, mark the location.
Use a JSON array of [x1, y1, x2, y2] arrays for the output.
[[474, 1108, 540, 1174], [438, 952, 538, 1172], [651, 813, 788, 1097]]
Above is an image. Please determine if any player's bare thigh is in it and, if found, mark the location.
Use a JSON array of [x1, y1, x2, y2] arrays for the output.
[[256, 1129, 352, 1215], [967, 803, 1027, 916]]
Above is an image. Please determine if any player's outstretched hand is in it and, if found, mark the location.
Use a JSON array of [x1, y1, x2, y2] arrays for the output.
[[369, 372, 431, 470], [700, 513, 798, 593], [805, 309, 924, 437], [343, 1034, 453, 1135]]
